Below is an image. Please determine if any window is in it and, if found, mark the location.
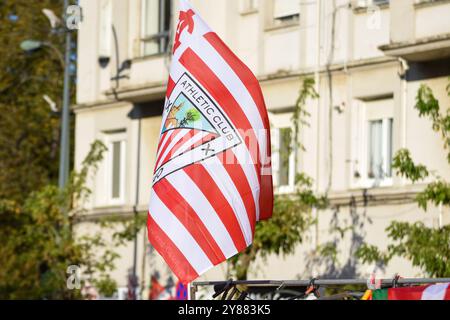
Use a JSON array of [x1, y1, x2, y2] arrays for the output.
[[273, 0, 300, 24], [141, 0, 171, 56], [368, 118, 393, 181], [105, 132, 126, 204], [273, 127, 295, 192], [351, 98, 394, 189]]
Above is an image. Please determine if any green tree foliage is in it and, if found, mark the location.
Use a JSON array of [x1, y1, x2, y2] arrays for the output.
[[293, 77, 319, 152], [0, 2, 138, 299], [356, 80, 450, 277], [0, 0, 71, 202], [0, 141, 141, 299], [228, 174, 328, 280]]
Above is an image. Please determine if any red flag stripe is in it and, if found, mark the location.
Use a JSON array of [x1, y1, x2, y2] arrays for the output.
[[161, 131, 217, 166], [188, 133, 217, 151], [259, 174, 274, 220], [188, 34, 268, 164], [179, 48, 262, 180], [232, 144, 261, 220], [153, 180, 226, 265], [218, 149, 256, 235], [155, 129, 190, 170], [159, 130, 197, 166], [166, 170, 239, 258], [156, 131, 172, 159], [147, 213, 198, 284], [445, 286, 450, 300], [204, 32, 270, 131], [203, 32, 274, 220], [154, 130, 175, 171], [183, 164, 248, 252], [166, 76, 176, 98], [388, 286, 427, 300]]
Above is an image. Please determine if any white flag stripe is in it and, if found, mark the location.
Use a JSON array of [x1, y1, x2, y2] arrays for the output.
[[233, 145, 261, 221], [155, 129, 191, 169], [172, 131, 208, 158], [166, 171, 238, 258], [202, 157, 253, 245], [190, 39, 267, 154], [149, 191, 213, 274], [155, 130, 174, 164], [422, 284, 450, 300]]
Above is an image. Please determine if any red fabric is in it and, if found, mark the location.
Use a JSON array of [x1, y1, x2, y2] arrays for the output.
[[147, 214, 198, 285], [149, 276, 165, 300], [204, 32, 273, 220], [166, 76, 176, 98], [154, 180, 226, 265], [174, 9, 195, 53], [219, 149, 256, 234], [184, 164, 248, 251]]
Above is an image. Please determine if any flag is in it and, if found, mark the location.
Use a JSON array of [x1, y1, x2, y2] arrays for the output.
[[147, 0, 273, 284], [149, 275, 165, 300], [371, 284, 450, 300]]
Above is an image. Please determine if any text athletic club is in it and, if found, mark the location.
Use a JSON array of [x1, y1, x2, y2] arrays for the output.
[[147, 0, 273, 284]]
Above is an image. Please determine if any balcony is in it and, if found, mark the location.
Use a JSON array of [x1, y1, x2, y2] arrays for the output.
[[379, 33, 450, 61]]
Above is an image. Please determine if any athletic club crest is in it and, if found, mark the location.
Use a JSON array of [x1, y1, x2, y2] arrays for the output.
[[152, 73, 242, 185]]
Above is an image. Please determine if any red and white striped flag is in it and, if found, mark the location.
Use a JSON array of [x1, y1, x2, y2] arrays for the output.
[[147, 0, 273, 284]]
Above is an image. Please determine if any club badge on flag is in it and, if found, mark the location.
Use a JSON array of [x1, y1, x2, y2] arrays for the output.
[[147, 0, 273, 284]]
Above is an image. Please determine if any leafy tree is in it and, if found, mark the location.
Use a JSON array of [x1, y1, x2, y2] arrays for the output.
[[0, 0, 74, 202], [356, 80, 450, 277], [0, 141, 141, 299], [0, 2, 148, 299], [228, 174, 328, 280], [293, 77, 319, 153]]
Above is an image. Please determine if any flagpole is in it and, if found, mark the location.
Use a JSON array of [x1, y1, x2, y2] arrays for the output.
[[59, 0, 72, 191]]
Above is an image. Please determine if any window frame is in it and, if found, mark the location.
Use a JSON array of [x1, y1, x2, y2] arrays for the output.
[[270, 112, 296, 194], [104, 131, 127, 205], [351, 98, 395, 190], [140, 0, 171, 57], [364, 118, 393, 187]]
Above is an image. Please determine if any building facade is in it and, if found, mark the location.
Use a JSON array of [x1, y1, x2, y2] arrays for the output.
[[75, 0, 450, 298]]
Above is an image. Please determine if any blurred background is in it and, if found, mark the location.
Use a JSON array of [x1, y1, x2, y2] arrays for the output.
[[0, 0, 449, 300]]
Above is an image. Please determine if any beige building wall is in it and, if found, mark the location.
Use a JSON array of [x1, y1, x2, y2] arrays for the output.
[[74, 0, 450, 298]]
